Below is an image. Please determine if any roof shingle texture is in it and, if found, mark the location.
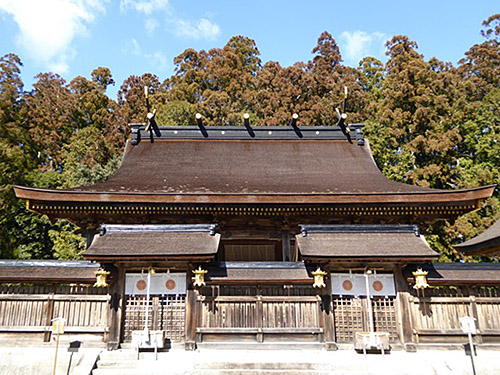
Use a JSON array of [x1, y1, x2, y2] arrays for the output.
[[297, 232, 438, 258], [405, 263, 500, 283], [0, 260, 100, 282], [84, 231, 221, 258], [73, 139, 434, 195], [454, 219, 500, 255]]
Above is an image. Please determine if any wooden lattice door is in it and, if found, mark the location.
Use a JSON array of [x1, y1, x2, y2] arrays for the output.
[[123, 294, 186, 342], [332, 296, 397, 343]]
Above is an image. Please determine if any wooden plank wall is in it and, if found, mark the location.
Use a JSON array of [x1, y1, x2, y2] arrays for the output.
[[0, 283, 109, 335], [197, 285, 323, 342], [409, 286, 500, 343]]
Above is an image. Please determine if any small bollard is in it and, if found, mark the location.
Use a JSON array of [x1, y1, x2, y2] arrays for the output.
[[460, 316, 477, 375]]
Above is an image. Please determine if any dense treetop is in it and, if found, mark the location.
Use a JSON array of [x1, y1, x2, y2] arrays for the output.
[[0, 14, 499, 261]]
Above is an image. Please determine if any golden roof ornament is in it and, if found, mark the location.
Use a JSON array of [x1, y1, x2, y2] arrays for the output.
[[193, 266, 208, 287], [94, 268, 110, 288], [312, 267, 327, 288], [412, 267, 429, 289]]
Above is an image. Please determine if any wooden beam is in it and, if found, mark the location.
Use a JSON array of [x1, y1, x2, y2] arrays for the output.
[[185, 263, 198, 350], [282, 230, 291, 261], [323, 269, 336, 350], [106, 265, 125, 349], [43, 285, 55, 342], [393, 264, 415, 351]]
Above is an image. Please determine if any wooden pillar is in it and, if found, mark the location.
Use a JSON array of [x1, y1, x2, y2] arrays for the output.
[[282, 230, 291, 261], [256, 294, 264, 343], [185, 264, 198, 350], [43, 284, 56, 342], [467, 286, 483, 344], [393, 264, 416, 351], [106, 264, 125, 350], [323, 269, 337, 350]]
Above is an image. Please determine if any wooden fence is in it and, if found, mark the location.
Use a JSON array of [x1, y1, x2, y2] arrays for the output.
[[0, 284, 109, 340], [196, 285, 323, 342], [409, 286, 500, 343]]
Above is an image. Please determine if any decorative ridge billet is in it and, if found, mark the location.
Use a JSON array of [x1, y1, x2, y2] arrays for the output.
[[0, 259, 99, 268], [299, 224, 420, 237], [130, 124, 365, 144], [100, 223, 217, 236]]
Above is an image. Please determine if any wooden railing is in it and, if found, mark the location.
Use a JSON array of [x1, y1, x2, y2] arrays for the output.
[[196, 286, 323, 342], [0, 284, 109, 339], [409, 286, 500, 343]]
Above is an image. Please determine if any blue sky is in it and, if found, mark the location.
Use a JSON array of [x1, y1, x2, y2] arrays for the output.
[[0, 0, 498, 99]]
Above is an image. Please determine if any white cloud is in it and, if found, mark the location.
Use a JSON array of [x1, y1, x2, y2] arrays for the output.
[[120, 0, 169, 15], [122, 38, 168, 71], [146, 51, 167, 70], [122, 38, 142, 56], [145, 18, 159, 36], [119, 0, 220, 42], [173, 18, 220, 41], [0, 0, 106, 74], [340, 30, 389, 66]]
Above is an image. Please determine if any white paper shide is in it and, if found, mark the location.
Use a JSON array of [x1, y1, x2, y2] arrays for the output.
[[125, 273, 186, 295]]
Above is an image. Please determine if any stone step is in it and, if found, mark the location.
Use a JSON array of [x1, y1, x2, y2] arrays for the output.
[[96, 359, 139, 369], [196, 342, 326, 350], [93, 369, 368, 375], [190, 371, 362, 375], [98, 349, 138, 361], [194, 362, 339, 370]]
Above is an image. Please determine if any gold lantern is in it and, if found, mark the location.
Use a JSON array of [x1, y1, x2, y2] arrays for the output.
[[312, 267, 327, 288], [412, 267, 429, 289], [193, 266, 208, 287], [94, 268, 110, 288]]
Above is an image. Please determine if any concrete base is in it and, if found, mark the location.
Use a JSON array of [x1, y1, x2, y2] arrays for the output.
[[0, 346, 101, 375], [91, 347, 500, 375]]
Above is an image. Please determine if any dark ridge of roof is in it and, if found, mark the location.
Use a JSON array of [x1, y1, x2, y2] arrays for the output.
[[300, 224, 420, 236], [405, 262, 500, 284], [84, 228, 221, 260], [131, 124, 366, 141], [205, 261, 314, 282], [454, 219, 500, 256], [0, 260, 98, 268], [101, 224, 217, 235], [0, 260, 100, 282], [207, 261, 312, 269], [296, 226, 438, 259]]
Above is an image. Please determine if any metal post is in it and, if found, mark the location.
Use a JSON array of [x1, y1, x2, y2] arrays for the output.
[[144, 270, 151, 333], [365, 272, 374, 334], [468, 332, 477, 375]]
